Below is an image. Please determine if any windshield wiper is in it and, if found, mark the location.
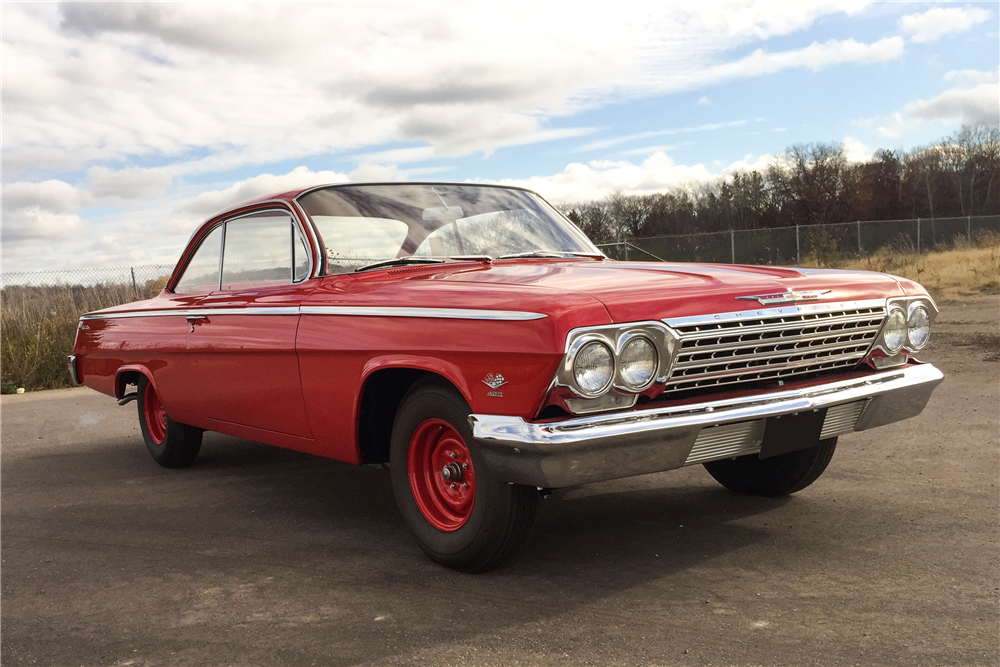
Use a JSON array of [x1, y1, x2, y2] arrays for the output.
[[354, 257, 446, 273], [498, 251, 605, 260]]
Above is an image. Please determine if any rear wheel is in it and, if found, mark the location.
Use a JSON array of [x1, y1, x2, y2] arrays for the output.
[[390, 378, 537, 572], [137, 376, 202, 468], [703, 437, 837, 497]]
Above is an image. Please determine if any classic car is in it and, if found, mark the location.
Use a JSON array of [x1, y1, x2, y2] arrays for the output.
[[69, 182, 944, 572]]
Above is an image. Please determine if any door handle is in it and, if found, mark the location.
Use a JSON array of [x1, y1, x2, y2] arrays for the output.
[[185, 315, 207, 333]]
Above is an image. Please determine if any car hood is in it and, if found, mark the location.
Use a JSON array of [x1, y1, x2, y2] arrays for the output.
[[432, 259, 905, 322]]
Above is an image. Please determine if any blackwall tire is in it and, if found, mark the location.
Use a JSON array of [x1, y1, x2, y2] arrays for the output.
[[390, 378, 537, 572], [137, 376, 203, 468], [703, 437, 838, 497]]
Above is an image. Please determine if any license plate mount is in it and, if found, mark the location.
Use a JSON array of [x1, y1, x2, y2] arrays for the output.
[[758, 409, 828, 460]]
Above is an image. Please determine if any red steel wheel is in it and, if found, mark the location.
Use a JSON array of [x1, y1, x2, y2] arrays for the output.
[[143, 380, 168, 445], [407, 418, 476, 531], [136, 375, 202, 468]]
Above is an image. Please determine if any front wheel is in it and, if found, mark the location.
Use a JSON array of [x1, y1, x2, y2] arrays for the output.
[[390, 379, 537, 572], [137, 376, 203, 468], [703, 437, 837, 497]]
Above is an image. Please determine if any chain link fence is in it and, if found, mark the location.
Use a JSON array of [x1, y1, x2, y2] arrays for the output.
[[0, 264, 175, 296], [596, 215, 1000, 265]]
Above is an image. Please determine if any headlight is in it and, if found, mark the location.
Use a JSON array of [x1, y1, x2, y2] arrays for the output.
[[619, 336, 657, 390], [573, 341, 614, 395], [883, 308, 906, 353], [907, 305, 931, 349]]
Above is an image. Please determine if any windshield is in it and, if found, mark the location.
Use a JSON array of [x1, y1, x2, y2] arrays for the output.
[[297, 184, 600, 273]]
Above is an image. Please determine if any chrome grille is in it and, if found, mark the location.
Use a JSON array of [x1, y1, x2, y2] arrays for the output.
[[665, 305, 885, 393], [684, 421, 764, 465], [819, 400, 868, 439]]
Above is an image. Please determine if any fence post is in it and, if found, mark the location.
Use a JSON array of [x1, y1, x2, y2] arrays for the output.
[[856, 220, 862, 257], [130, 266, 138, 298], [730, 229, 735, 264], [795, 225, 800, 265], [967, 215, 971, 243], [917, 218, 921, 254]]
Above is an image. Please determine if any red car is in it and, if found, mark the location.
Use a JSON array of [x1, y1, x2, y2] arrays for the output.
[[70, 183, 944, 571]]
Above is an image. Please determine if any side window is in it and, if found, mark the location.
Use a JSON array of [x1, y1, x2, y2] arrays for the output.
[[174, 225, 222, 294], [221, 212, 294, 290]]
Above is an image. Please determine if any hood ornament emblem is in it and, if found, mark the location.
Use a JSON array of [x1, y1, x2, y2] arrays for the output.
[[482, 373, 508, 390], [736, 290, 831, 306]]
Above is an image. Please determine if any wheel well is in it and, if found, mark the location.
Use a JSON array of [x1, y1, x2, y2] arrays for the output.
[[357, 368, 457, 464], [115, 370, 146, 399]]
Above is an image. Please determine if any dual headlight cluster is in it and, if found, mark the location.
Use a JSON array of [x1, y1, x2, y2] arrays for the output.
[[558, 324, 675, 399], [880, 298, 934, 354]]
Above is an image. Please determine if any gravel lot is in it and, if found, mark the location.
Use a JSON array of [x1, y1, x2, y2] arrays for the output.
[[2, 296, 997, 667]]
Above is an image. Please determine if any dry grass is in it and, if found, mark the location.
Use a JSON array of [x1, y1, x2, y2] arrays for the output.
[[1, 278, 167, 392], [815, 231, 1000, 302]]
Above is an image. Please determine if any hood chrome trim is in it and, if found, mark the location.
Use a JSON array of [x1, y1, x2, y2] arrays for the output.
[[735, 290, 832, 305], [663, 298, 887, 328]]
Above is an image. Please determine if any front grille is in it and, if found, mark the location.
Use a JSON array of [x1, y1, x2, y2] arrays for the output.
[[664, 305, 885, 394]]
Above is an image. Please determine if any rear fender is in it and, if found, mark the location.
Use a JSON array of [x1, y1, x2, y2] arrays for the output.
[[114, 365, 156, 400]]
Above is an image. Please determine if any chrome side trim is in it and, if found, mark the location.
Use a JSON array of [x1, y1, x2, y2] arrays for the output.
[[80, 305, 546, 321], [80, 307, 301, 320], [469, 363, 943, 488], [663, 299, 887, 328], [300, 306, 546, 321]]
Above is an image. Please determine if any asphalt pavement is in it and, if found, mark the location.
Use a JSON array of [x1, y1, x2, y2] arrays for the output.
[[2, 296, 997, 666]]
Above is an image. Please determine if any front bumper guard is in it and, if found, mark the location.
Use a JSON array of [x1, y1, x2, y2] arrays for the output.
[[469, 363, 943, 488]]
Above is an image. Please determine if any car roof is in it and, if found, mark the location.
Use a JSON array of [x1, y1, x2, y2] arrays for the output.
[[217, 181, 538, 217]]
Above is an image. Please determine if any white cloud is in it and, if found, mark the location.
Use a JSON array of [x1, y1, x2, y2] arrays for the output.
[[88, 166, 173, 199], [667, 37, 904, 90], [1, 180, 89, 242], [181, 166, 353, 217], [899, 7, 991, 43], [2, 3, 889, 180], [485, 152, 718, 203], [697, 96, 710, 106], [842, 137, 872, 162], [876, 70, 1000, 138], [576, 120, 748, 153]]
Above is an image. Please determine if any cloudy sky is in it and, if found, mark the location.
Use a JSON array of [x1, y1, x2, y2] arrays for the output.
[[2, 2, 998, 272]]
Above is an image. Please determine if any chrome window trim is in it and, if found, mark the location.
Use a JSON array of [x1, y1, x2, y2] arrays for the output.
[[172, 201, 316, 293], [219, 208, 313, 288], [662, 298, 888, 328], [291, 199, 324, 279], [172, 221, 225, 295], [80, 306, 546, 321]]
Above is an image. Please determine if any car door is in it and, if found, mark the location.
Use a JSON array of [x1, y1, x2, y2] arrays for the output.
[[185, 208, 316, 440]]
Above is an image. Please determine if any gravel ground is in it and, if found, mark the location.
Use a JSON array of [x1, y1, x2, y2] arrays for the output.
[[2, 296, 997, 667]]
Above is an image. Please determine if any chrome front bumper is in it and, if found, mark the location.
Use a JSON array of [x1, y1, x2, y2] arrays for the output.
[[469, 363, 944, 488]]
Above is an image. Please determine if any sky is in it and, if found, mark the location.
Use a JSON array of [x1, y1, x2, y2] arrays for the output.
[[2, 1, 998, 272]]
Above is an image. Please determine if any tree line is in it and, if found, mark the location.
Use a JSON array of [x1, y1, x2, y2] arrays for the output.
[[564, 123, 1000, 243]]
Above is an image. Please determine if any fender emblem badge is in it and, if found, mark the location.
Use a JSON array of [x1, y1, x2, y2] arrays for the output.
[[483, 373, 507, 390]]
